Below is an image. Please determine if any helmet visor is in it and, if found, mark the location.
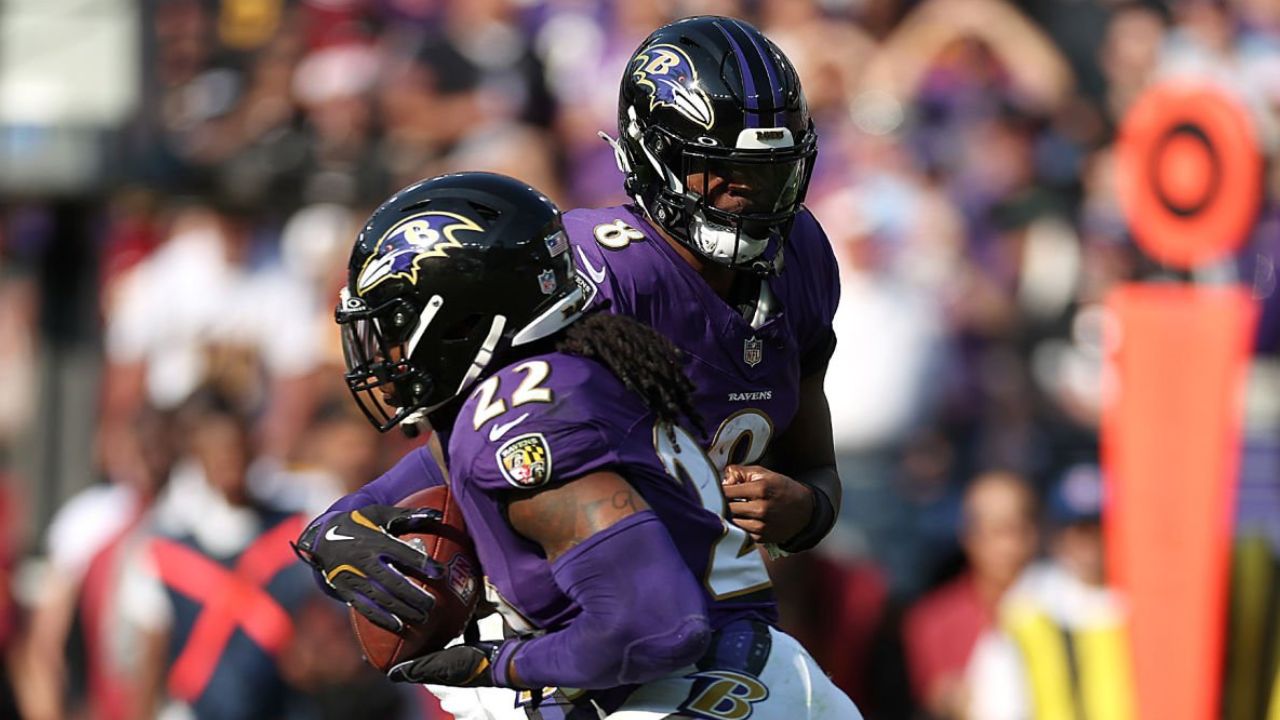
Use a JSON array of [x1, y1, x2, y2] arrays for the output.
[[686, 154, 807, 216]]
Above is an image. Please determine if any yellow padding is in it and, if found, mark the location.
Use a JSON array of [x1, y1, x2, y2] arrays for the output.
[[1076, 623, 1135, 720], [1228, 535, 1273, 720], [1008, 605, 1076, 720]]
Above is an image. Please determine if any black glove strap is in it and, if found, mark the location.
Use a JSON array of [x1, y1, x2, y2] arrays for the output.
[[387, 641, 504, 687], [779, 465, 840, 553]]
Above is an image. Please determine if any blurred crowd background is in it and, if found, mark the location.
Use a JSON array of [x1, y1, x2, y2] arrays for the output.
[[0, 0, 1278, 718]]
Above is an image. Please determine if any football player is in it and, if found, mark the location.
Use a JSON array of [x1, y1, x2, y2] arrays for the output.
[[570, 15, 839, 554], [296, 172, 859, 718], [299, 14, 847, 718]]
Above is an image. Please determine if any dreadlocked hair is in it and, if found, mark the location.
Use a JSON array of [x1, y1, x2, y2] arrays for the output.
[[555, 313, 704, 436]]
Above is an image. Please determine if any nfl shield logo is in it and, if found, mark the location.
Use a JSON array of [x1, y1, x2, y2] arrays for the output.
[[446, 553, 477, 603], [538, 269, 557, 295], [744, 337, 763, 367]]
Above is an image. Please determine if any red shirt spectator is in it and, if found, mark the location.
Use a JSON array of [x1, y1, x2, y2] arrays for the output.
[[904, 572, 993, 710], [903, 471, 1038, 718]]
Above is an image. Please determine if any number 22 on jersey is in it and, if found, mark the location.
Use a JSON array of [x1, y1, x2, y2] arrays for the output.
[[471, 360, 554, 430]]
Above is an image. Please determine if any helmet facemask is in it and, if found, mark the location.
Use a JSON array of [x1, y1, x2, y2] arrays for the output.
[[626, 121, 817, 275], [337, 288, 436, 432]]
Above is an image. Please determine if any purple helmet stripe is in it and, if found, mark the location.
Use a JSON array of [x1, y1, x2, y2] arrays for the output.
[[713, 20, 761, 129], [738, 21, 784, 127]]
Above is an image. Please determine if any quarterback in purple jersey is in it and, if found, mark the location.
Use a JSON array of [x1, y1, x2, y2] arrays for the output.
[[294, 172, 859, 718], [571, 15, 841, 556]]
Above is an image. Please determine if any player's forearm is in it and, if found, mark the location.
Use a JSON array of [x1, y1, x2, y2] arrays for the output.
[[327, 447, 444, 513], [780, 464, 841, 553], [502, 512, 711, 689]]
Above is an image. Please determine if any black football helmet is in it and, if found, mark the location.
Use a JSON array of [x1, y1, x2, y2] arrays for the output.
[[607, 16, 817, 273], [337, 172, 585, 432]]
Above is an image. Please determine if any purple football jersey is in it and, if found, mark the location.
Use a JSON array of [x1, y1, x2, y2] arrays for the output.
[[563, 205, 840, 465], [447, 351, 777, 635]]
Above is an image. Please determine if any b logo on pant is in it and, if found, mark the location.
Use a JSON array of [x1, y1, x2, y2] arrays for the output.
[[680, 670, 770, 720]]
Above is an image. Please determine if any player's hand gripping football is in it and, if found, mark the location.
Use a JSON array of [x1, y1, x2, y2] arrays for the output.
[[722, 465, 815, 545], [386, 640, 506, 687], [292, 505, 446, 632]]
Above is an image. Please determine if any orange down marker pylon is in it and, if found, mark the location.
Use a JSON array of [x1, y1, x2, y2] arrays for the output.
[[1103, 286, 1257, 720], [1106, 82, 1263, 720]]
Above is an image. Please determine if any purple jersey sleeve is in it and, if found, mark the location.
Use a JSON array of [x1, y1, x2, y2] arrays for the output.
[[785, 209, 841, 375], [325, 445, 445, 514], [563, 207, 635, 317], [500, 511, 711, 690], [448, 354, 629, 496]]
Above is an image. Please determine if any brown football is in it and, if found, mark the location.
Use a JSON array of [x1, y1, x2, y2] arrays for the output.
[[349, 484, 481, 672]]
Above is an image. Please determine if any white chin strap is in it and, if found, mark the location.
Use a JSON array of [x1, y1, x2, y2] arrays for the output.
[[511, 283, 586, 347], [407, 283, 588, 417], [421, 315, 509, 415], [689, 211, 770, 265]]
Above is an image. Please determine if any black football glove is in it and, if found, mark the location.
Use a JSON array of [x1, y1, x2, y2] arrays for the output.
[[293, 505, 445, 632], [387, 641, 506, 687]]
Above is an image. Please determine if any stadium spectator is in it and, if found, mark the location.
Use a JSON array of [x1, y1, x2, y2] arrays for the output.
[[538, 0, 669, 207], [15, 409, 169, 720], [903, 470, 1038, 719], [117, 388, 318, 719], [966, 463, 1132, 720], [292, 39, 387, 207], [815, 128, 959, 595], [0, 231, 38, 447], [276, 596, 419, 720], [252, 400, 385, 517], [102, 202, 323, 460], [76, 409, 178, 720]]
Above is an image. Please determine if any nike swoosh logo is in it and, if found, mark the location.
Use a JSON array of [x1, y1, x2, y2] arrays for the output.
[[489, 413, 530, 442], [576, 246, 607, 284], [325, 526, 355, 542]]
